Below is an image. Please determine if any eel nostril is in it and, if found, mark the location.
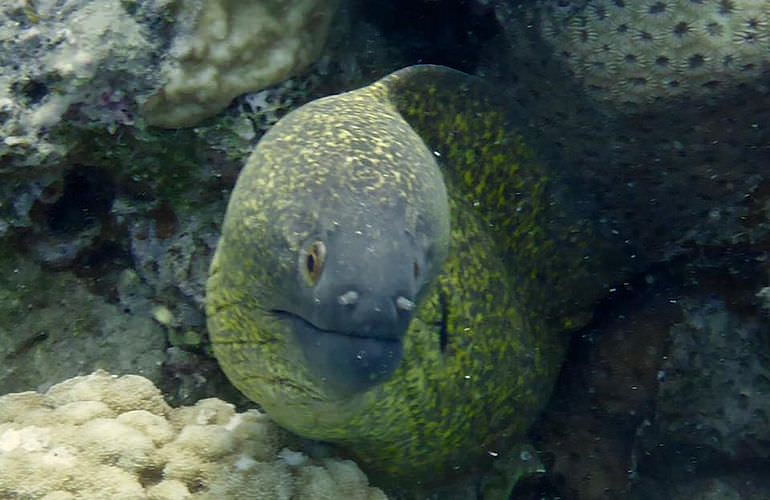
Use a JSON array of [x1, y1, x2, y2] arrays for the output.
[[338, 290, 360, 306], [396, 296, 415, 311]]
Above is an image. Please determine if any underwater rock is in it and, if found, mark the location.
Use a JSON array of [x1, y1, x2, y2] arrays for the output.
[[0, 0, 341, 160], [643, 295, 770, 462], [0, 370, 387, 499], [128, 206, 219, 325], [0, 247, 165, 395], [481, 0, 770, 262], [0, 0, 160, 169], [521, 274, 770, 498], [528, 285, 680, 498], [0, 0, 344, 265]]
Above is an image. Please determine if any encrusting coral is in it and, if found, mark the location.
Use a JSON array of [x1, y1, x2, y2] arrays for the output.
[[480, 0, 770, 263], [0, 370, 387, 499], [142, 0, 341, 127]]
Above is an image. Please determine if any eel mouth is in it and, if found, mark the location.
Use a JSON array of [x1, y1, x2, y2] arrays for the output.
[[272, 310, 404, 397]]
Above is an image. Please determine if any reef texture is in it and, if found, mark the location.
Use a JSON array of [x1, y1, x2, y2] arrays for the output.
[[0, 0, 340, 164], [537, 0, 770, 109], [639, 293, 770, 464], [1, 0, 768, 496], [0, 0, 342, 255], [143, 0, 340, 127], [515, 264, 770, 498], [0, 246, 165, 396], [628, 282, 770, 498], [518, 285, 680, 498], [482, 0, 770, 263], [0, 370, 387, 499], [0, 0, 163, 170]]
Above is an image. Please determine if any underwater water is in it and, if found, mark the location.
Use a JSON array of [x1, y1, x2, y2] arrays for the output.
[[1, 0, 770, 498]]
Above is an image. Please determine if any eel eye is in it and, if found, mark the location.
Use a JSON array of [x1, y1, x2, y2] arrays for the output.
[[302, 240, 326, 285]]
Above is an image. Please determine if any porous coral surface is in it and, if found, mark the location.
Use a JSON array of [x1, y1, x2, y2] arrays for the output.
[[0, 371, 388, 499], [537, 0, 770, 108], [482, 0, 770, 263]]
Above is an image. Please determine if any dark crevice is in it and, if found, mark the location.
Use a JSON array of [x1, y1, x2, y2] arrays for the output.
[[25, 166, 131, 297], [14, 79, 49, 104], [46, 166, 116, 234], [438, 287, 449, 353], [358, 0, 501, 73]]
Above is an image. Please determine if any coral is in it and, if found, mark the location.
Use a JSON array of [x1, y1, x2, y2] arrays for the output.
[[128, 204, 222, 312], [142, 0, 341, 127], [0, 0, 341, 168], [0, 0, 344, 263], [479, 0, 770, 262], [237, 69, 328, 133], [537, 0, 770, 108], [0, 371, 388, 499], [0, 0, 170, 170]]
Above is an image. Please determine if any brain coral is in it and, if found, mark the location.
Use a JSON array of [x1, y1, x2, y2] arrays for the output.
[[0, 371, 387, 499], [537, 0, 770, 108]]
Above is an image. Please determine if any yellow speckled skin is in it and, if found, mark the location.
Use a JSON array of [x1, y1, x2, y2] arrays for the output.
[[206, 66, 626, 488]]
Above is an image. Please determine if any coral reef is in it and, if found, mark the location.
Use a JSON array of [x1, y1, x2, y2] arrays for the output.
[[479, 0, 770, 262], [523, 286, 680, 498], [537, 0, 770, 109], [520, 264, 770, 497], [143, 0, 341, 127], [0, 0, 344, 241], [0, 0, 168, 170], [0, 371, 387, 499], [2, 0, 768, 496], [0, 0, 341, 165]]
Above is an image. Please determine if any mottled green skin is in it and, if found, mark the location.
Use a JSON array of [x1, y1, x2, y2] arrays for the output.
[[206, 65, 625, 487]]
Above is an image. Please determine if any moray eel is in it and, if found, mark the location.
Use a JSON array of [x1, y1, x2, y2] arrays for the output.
[[206, 65, 627, 489]]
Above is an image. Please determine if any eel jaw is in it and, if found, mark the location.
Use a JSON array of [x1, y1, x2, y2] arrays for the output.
[[273, 310, 404, 398]]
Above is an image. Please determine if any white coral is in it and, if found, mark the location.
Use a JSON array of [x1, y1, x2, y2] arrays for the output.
[[0, 370, 387, 499], [142, 0, 340, 127]]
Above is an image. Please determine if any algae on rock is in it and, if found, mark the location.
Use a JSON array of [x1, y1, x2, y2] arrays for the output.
[[645, 296, 770, 460], [0, 248, 165, 395]]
